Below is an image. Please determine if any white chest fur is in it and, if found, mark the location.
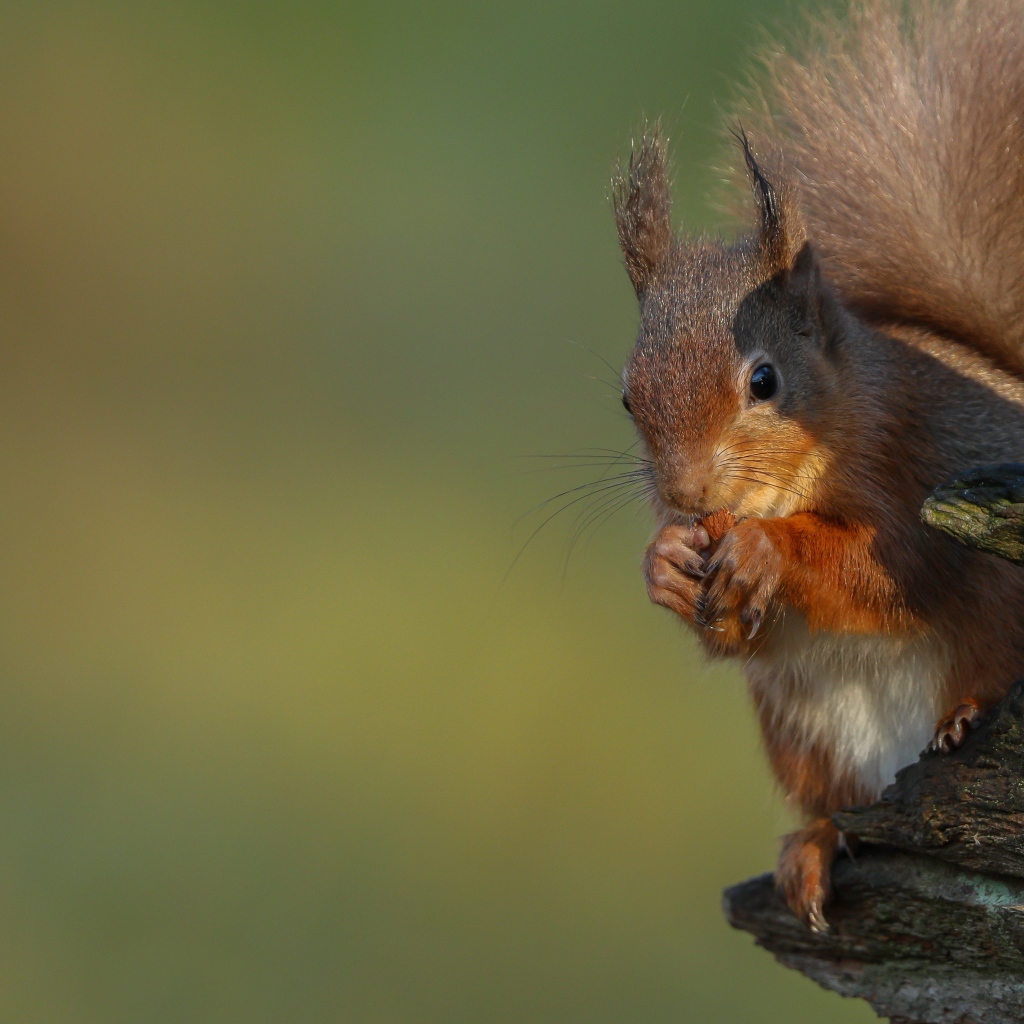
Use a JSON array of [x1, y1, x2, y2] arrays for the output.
[[747, 617, 946, 800]]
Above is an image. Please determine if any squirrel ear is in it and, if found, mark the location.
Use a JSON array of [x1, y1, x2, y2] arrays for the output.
[[612, 125, 673, 297], [786, 241, 842, 344], [788, 241, 820, 299]]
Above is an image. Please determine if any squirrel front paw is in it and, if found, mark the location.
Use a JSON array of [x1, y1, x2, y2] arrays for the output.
[[776, 819, 840, 934], [701, 519, 783, 654], [643, 524, 709, 626]]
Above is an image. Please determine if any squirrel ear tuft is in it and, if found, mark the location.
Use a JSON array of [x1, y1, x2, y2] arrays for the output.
[[612, 124, 673, 297], [735, 128, 804, 274]]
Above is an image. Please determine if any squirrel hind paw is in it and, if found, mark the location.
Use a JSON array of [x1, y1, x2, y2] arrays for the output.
[[775, 819, 839, 934], [930, 700, 985, 754]]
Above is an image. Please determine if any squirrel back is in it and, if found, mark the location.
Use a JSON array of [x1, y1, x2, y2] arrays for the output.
[[734, 0, 1024, 377]]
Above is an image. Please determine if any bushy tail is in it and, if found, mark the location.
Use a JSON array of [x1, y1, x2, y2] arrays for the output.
[[737, 0, 1024, 376]]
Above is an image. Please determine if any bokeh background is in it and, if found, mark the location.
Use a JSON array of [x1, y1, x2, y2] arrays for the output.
[[0, 1, 875, 1021]]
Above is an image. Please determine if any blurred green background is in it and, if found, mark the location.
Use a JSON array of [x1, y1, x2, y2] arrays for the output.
[[0, 1, 874, 1021]]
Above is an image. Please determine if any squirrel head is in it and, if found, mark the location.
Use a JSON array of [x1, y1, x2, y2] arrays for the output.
[[613, 126, 844, 522]]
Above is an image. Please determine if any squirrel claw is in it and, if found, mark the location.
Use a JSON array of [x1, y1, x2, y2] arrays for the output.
[[806, 900, 829, 935], [744, 608, 763, 640], [697, 599, 721, 631], [838, 832, 858, 863], [930, 700, 984, 753]]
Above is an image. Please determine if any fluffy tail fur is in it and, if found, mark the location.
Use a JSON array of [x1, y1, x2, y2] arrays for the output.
[[735, 0, 1024, 376]]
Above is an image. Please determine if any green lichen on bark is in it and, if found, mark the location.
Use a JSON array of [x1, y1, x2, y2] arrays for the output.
[[921, 464, 1024, 566]]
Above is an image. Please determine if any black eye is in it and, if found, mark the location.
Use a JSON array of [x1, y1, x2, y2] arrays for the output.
[[749, 363, 778, 402], [622, 393, 632, 416]]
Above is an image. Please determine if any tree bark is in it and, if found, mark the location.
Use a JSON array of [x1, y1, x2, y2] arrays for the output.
[[921, 464, 1024, 566], [723, 464, 1024, 1024]]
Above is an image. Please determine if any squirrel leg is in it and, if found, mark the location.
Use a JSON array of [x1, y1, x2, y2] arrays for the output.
[[754, 704, 870, 934], [930, 698, 985, 753], [775, 818, 840, 934]]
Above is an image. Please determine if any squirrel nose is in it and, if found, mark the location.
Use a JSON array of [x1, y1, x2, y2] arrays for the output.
[[661, 476, 708, 514]]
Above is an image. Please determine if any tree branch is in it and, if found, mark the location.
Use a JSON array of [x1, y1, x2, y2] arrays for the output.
[[921, 464, 1024, 566]]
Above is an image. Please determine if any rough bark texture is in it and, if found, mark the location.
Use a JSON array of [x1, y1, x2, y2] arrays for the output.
[[724, 465, 1024, 1024], [834, 683, 1024, 879]]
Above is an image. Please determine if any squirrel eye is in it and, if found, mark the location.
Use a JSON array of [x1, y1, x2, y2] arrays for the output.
[[749, 363, 778, 402], [621, 393, 632, 416]]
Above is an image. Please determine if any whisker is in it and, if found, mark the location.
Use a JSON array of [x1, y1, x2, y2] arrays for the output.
[[724, 458, 819, 487], [512, 472, 651, 529], [514, 462, 652, 476], [713, 439, 816, 461], [716, 448, 820, 464], [585, 372, 631, 395], [564, 489, 646, 573], [515, 454, 650, 466], [516, 478, 643, 545], [502, 421, 654, 585], [566, 339, 626, 390], [737, 466, 820, 492], [575, 499, 643, 565], [516, 445, 648, 462], [724, 472, 815, 503], [718, 458, 817, 482], [566, 485, 639, 553], [502, 478, 647, 586], [726, 470, 813, 496]]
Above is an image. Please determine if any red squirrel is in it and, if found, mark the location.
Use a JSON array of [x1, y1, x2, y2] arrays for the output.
[[613, 0, 1024, 932]]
